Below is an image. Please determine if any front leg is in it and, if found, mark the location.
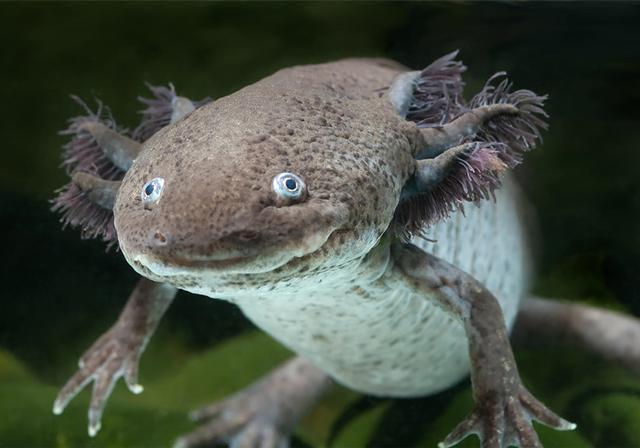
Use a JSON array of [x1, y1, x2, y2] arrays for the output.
[[175, 356, 332, 448], [53, 277, 177, 436], [391, 243, 575, 448]]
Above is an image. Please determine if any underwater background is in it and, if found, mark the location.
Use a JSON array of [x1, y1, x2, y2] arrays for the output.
[[1, 2, 640, 447]]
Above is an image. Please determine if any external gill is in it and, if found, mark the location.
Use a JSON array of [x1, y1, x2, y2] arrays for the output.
[[414, 142, 508, 199], [133, 83, 211, 141], [405, 50, 466, 126], [51, 97, 133, 248], [396, 141, 509, 240], [71, 172, 121, 210], [58, 96, 129, 179], [52, 84, 208, 249], [417, 103, 519, 158], [77, 121, 141, 171], [469, 72, 549, 158], [392, 52, 548, 240], [51, 176, 121, 249]]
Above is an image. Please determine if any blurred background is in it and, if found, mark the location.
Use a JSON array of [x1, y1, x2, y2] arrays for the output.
[[1, 2, 640, 447]]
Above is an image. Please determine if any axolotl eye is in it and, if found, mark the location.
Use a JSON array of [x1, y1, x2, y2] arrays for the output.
[[272, 172, 306, 201], [141, 177, 165, 207]]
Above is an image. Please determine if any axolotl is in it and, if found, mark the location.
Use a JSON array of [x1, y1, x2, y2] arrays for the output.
[[51, 52, 640, 448]]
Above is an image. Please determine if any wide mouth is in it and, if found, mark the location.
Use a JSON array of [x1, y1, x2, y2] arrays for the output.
[[130, 250, 290, 277], [123, 226, 344, 280], [116, 194, 351, 283]]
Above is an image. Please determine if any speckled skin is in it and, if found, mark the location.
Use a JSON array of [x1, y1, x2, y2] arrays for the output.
[[236, 182, 528, 397], [113, 59, 529, 398]]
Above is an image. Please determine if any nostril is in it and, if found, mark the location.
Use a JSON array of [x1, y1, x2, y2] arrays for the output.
[[152, 231, 168, 246], [235, 230, 259, 243]]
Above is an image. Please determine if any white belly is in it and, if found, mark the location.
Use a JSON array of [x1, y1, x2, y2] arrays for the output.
[[234, 178, 532, 397]]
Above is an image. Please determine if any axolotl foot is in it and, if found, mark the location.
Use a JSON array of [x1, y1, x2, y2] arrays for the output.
[[52, 279, 176, 437], [440, 385, 575, 448], [174, 357, 331, 448], [392, 244, 576, 448]]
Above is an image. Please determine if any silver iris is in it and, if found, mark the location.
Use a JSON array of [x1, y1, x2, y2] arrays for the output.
[[272, 172, 305, 200], [141, 177, 165, 206]]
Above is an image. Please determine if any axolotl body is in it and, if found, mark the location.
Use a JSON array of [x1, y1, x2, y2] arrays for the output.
[[118, 58, 527, 396], [51, 54, 640, 448]]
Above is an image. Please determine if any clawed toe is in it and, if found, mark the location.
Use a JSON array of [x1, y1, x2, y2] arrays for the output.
[[174, 416, 288, 448], [439, 410, 481, 448], [176, 357, 329, 447], [176, 392, 290, 448], [518, 388, 575, 432], [189, 399, 228, 423], [440, 386, 576, 448], [230, 422, 288, 448]]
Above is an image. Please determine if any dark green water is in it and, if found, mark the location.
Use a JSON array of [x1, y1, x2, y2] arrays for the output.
[[1, 2, 640, 447]]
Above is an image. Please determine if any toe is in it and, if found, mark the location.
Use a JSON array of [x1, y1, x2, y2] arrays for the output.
[[189, 398, 229, 422], [519, 388, 576, 431], [439, 410, 481, 448], [230, 423, 262, 448], [174, 417, 243, 448], [506, 403, 541, 448]]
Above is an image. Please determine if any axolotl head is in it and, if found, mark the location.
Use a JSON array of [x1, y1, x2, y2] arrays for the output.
[[113, 62, 421, 295]]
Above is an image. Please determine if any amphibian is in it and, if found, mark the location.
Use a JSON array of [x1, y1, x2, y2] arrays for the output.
[[51, 53, 640, 448]]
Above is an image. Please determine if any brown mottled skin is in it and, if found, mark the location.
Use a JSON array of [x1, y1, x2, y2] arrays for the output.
[[52, 58, 640, 448], [115, 60, 419, 291]]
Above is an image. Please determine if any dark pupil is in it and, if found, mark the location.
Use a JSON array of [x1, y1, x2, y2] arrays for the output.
[[144, 183, 155, 196], [285, 178, 297, 190]]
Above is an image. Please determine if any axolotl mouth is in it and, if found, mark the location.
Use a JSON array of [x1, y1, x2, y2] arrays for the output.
[[121, 222, 344, 280]]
